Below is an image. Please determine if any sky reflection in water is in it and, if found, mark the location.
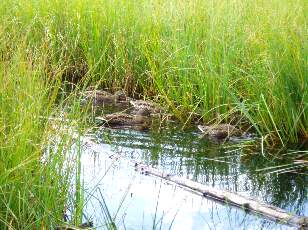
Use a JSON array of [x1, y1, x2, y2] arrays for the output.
[[78, 127, 307, 229]]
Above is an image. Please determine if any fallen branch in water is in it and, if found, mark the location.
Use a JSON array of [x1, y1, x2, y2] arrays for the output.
[[82, 134, 308, 229], [127, 159, 308, 229]]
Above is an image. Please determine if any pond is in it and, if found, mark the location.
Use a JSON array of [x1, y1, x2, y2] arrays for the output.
[[75, 125, 307, 230]]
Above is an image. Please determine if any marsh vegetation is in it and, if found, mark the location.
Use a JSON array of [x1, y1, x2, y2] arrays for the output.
[[0, 0, 307, 229]]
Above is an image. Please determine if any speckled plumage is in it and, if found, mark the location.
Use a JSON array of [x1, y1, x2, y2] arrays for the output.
[[198, 124, 241, 139], [96, 108, 151, 128], [130, 100, 164, 114], [84, 90, 127, 106]]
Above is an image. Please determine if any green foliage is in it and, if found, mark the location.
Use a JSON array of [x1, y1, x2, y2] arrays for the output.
[[1, 0, 307, 144], [0, 26, 84, 229], [0, 1, 307, 227]]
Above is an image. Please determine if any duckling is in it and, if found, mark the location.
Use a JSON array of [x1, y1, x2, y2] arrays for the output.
[[130, 100, 164, 114], [198, 124, 242, 139], [96, 108, 151, 128]]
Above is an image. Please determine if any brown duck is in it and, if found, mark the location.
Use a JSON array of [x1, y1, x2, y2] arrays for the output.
[[130, 100, 164, 114], [96, 108, 151, 129], [198, 124, 242, 139], [84, 90, 127, 106]]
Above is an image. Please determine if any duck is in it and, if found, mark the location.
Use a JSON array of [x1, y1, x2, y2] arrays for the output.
[[96, 108, 152, 129], [197, 124, 242, 139], [130, 100, 164, 114], [83, 89, 127, 106], [113, 90, 127, 102]]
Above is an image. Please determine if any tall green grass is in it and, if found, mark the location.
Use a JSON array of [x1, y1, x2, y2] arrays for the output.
[[1, 0, 307, 145], [0, 21, 85, 229]]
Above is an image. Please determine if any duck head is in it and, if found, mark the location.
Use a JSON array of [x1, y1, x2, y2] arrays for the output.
[[114, 90, 126, 102]]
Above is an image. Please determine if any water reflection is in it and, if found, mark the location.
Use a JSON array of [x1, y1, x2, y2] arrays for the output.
[[94, 127, 307, 217], [80, 138, 296, 229]]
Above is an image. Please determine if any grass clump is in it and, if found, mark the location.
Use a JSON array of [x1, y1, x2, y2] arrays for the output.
[[0, 26, 85, 229], [0, 0, 307, 227], [1, 0, 307, 145]]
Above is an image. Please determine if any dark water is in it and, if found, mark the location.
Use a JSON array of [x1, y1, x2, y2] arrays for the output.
[[78, 125, 307, 230]]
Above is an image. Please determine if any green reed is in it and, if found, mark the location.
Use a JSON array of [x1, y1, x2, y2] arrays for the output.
[[1, 0, 307, 146], [0, 24, 86, 229]]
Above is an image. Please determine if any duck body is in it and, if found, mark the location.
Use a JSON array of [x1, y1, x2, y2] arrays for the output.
[[84, 90, 127, 106], [198, 124, 242, 139], [88, 90, 114, 105], [103, 113, 145, 126], [130, 100, 164, 114], [96, 108, 151, 129]]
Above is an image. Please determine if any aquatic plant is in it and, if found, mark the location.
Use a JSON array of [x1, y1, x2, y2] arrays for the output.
[[1, 0, 307, 143], [0, 30, 86, 229]]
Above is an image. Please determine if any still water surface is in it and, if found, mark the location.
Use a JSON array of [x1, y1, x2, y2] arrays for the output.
[[78, 126, 307, 229]]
